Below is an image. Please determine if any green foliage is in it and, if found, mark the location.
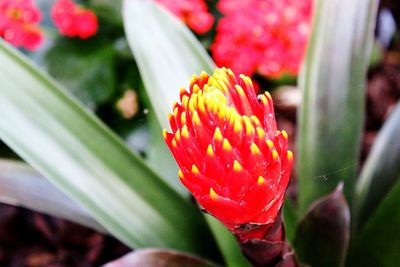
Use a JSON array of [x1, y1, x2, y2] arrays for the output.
[[352, 102, 400, 231], [297, 0, 378, 213], [0, 159, 105, 233], [45, 39, 116, 108], [0, 40, 216, 257], [294, 185, 350, 267]]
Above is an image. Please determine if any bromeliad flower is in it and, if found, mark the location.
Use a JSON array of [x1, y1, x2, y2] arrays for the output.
[[163, 68, 293, 239]]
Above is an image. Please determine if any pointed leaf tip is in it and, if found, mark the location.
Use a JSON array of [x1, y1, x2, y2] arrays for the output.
[[294, 185, 350, 267]]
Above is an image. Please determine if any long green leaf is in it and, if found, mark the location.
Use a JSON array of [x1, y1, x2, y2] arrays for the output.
[[0, 41, 215, 257], [0, 159, 105, 233], [352, 101, 400, 231], [297, 0, 378, 213], [347, 179, 400, 266], [123, 0, 214, 130], [122, 1, 248, 266]]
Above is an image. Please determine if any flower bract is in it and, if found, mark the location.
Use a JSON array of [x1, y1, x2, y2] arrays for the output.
[[164, 68, 293, 232]]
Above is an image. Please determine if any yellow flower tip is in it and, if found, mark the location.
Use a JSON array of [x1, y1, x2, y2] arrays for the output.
[[181, 125, 189, 139], [174, 129, 181, 141], [167, 113, 174, 121], [188, 98, 196, 112], [234, 84, 245, 96], [182, 95, 189, 107], [244, 120, 255, 136], [287, 150, 294, 161], [207, 144, 214, 156], [256, 127, 266, 139], [265, 91, 272, 100], [272, 150, 279, 160], [192, 110, 201, 126], [191, 164, 200, 175], [198, 96, 206, 113], [209, 188, 219, 200], [179, 88, 187, 95], [172, 139, 177, 147], [178, 169, 184, 179], [173, 107, 179, 118], [223, 138, 232, 152], [218, 107, 226, 120], [213, 127, 223, 142], [282, 130, 288, 139], [200, 71, 209, 79], [192, 84, 201, 94], [190, 75, 198, 85], [172, 101, 178, 108], [266, 140, 274, 149], [162, 129, 167, 139], [250, 143, 261, 155], [233, 160, 243, 172], [233, 119, 243, 133], [250, 115, 261, 126], [260, 95, 268, 105], [240, 74, 253, 86], [257, 176, 265, 185], [180, 112, 187, 125]]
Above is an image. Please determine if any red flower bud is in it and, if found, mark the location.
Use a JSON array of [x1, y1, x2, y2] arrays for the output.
[[51, 0, 98, 39], [164, 68, 293, 235]]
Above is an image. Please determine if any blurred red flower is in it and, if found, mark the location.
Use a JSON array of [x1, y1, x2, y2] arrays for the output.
[[51, 0, 98, 39], [164, 68, 293, 237], [0, 0, 43, 50], [212, 0, 312, 78], [156, 0, 214, 34]]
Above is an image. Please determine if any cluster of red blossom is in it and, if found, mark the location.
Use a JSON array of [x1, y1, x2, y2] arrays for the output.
[[0, 0, 43, 51], [157, 0, 313, 78], [51, 0, 98, 40], [0, 0, 98, 51], [156, 0, 214, 35]]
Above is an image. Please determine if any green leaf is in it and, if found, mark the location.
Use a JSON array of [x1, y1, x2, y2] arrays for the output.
[[103, 248, 220, 267], [0, 159, 105, 233], [347, 179, 400, 267], [0, 41, 216, 257], [204, 215, 250, 267], [352, 101, 400, 231], [283, 199, 297, 243], [122, 2, 248, 265], [294, 184, 350, 267], [45, 39, 116, 109], [297, 0, 379, 213], [122, 0, 214, 130]]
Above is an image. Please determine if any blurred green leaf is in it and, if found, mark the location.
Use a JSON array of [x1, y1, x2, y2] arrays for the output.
[[347, 179, 400, 267], [353, 102, 400, 231], [297, 0, 378, 213], [45, 39, 116, 109], [294, 184, 350, 267], [123, 0, 214, 130], [0, 41, 217, 257], [123, 1, 248, 265], [103, 248, 220, 267], [0, 159, 105, 233]]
